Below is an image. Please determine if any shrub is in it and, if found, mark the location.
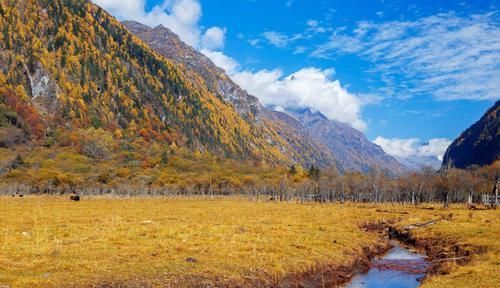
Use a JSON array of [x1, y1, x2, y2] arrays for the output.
[[0, 127, 26, 147], [76, 128, 114, 159]]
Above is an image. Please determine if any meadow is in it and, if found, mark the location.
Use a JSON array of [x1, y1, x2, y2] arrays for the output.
[[0, 197, 498, 287]]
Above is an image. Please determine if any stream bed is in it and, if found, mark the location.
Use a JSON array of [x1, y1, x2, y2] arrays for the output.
[[345, 242, 430, 288]]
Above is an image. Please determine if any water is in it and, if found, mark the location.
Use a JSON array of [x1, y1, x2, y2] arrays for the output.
[[345, 243, 429, 288]]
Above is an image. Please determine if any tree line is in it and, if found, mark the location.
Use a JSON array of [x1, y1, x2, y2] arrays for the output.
[[2, 152, 498, 208]]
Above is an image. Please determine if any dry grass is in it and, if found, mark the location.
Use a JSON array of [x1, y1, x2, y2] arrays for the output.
[[397, 207, 500, 288], [0, 197, 498, 287]]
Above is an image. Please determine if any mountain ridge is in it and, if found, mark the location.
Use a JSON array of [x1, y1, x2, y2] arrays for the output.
[[288, 108, 408, 174]]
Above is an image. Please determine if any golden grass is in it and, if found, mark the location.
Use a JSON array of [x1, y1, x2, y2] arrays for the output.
[[397, 208, 500, 288], [0, 197, 498, 287]]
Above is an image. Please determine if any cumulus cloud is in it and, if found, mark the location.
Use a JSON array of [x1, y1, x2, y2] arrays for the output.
[[200, 49, 240, 74], [202, 27, 226, 50], [374, 137, 451, 161], [419, 138, 453, 160], [232, 68, 366, 131], [312, 12, 500, 101], [93, 0, 202, 47]]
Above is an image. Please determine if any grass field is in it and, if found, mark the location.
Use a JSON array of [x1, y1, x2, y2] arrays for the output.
[[0, 197, 498, 287]]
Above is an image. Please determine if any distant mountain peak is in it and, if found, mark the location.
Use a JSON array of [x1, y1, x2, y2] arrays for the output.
[[288, 109, 408, 174]]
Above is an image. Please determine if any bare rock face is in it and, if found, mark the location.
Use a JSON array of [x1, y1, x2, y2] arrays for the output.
[[24, 63, 59, 114], [263, 109, 338, 168], [289, 108, 408, 174]]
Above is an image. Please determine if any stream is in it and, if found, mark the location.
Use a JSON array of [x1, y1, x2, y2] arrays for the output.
[[345, 242, 430, 288]]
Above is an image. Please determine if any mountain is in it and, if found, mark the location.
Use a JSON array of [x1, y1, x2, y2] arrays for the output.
[[123, 20, 409, 174], [0, 0, 336, 168], [122, 20, 337, 168], [289, 108, 407, 174], [442, 101, 499, 169]]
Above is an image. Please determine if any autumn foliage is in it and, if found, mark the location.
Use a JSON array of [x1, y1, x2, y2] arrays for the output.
[[0, 0, 292, 166]]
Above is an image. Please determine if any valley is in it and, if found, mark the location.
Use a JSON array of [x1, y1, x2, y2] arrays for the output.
[[0, 0, 499, 287]]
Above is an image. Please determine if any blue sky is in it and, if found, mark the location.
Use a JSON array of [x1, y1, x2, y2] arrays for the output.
[[94, 0, 499, 161]]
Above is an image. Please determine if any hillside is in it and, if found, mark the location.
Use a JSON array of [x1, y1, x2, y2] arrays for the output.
[[0, 0, 334, 169], [122, 21, 337, 168], [442, 100, 499, 169], [289, 108, 407, 174]]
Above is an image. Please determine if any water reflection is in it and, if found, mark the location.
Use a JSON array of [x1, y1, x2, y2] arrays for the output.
[[345, 244, 429, 288]]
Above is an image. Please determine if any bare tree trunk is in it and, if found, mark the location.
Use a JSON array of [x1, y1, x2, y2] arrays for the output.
[[209, 178, 214, 200], [495, 177, 499, 208], [372, 184, 379, 204], [443, 191, 449, 208]]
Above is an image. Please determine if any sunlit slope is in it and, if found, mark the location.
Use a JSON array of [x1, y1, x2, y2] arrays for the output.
[[0, 0, 303, 165]]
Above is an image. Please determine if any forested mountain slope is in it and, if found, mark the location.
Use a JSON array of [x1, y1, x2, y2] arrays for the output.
[[0, 0, 331, 167], [442, 101, 499, 169]]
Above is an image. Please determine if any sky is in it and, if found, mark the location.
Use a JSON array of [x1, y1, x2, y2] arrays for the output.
[[93, 0, 499, 162]]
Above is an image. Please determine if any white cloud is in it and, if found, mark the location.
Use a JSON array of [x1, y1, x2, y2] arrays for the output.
[[261, 31, 306, 48], [232, 68, 366, 131], [262, 31, 291, 47], [312, 12, 500, 101], [200, 49, 240, 75], [202, 26, 226, 50], [92, 0, 142, 17], [419, 138, 453, 160], [373, 137, 421, 159], [293, 46, 307, 54], [374, 137, 451, 161], [93, 0, 202, 47], [307, 20, 319, 27], [304, 20, 329, 35], [248, 39, 261, 47]]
